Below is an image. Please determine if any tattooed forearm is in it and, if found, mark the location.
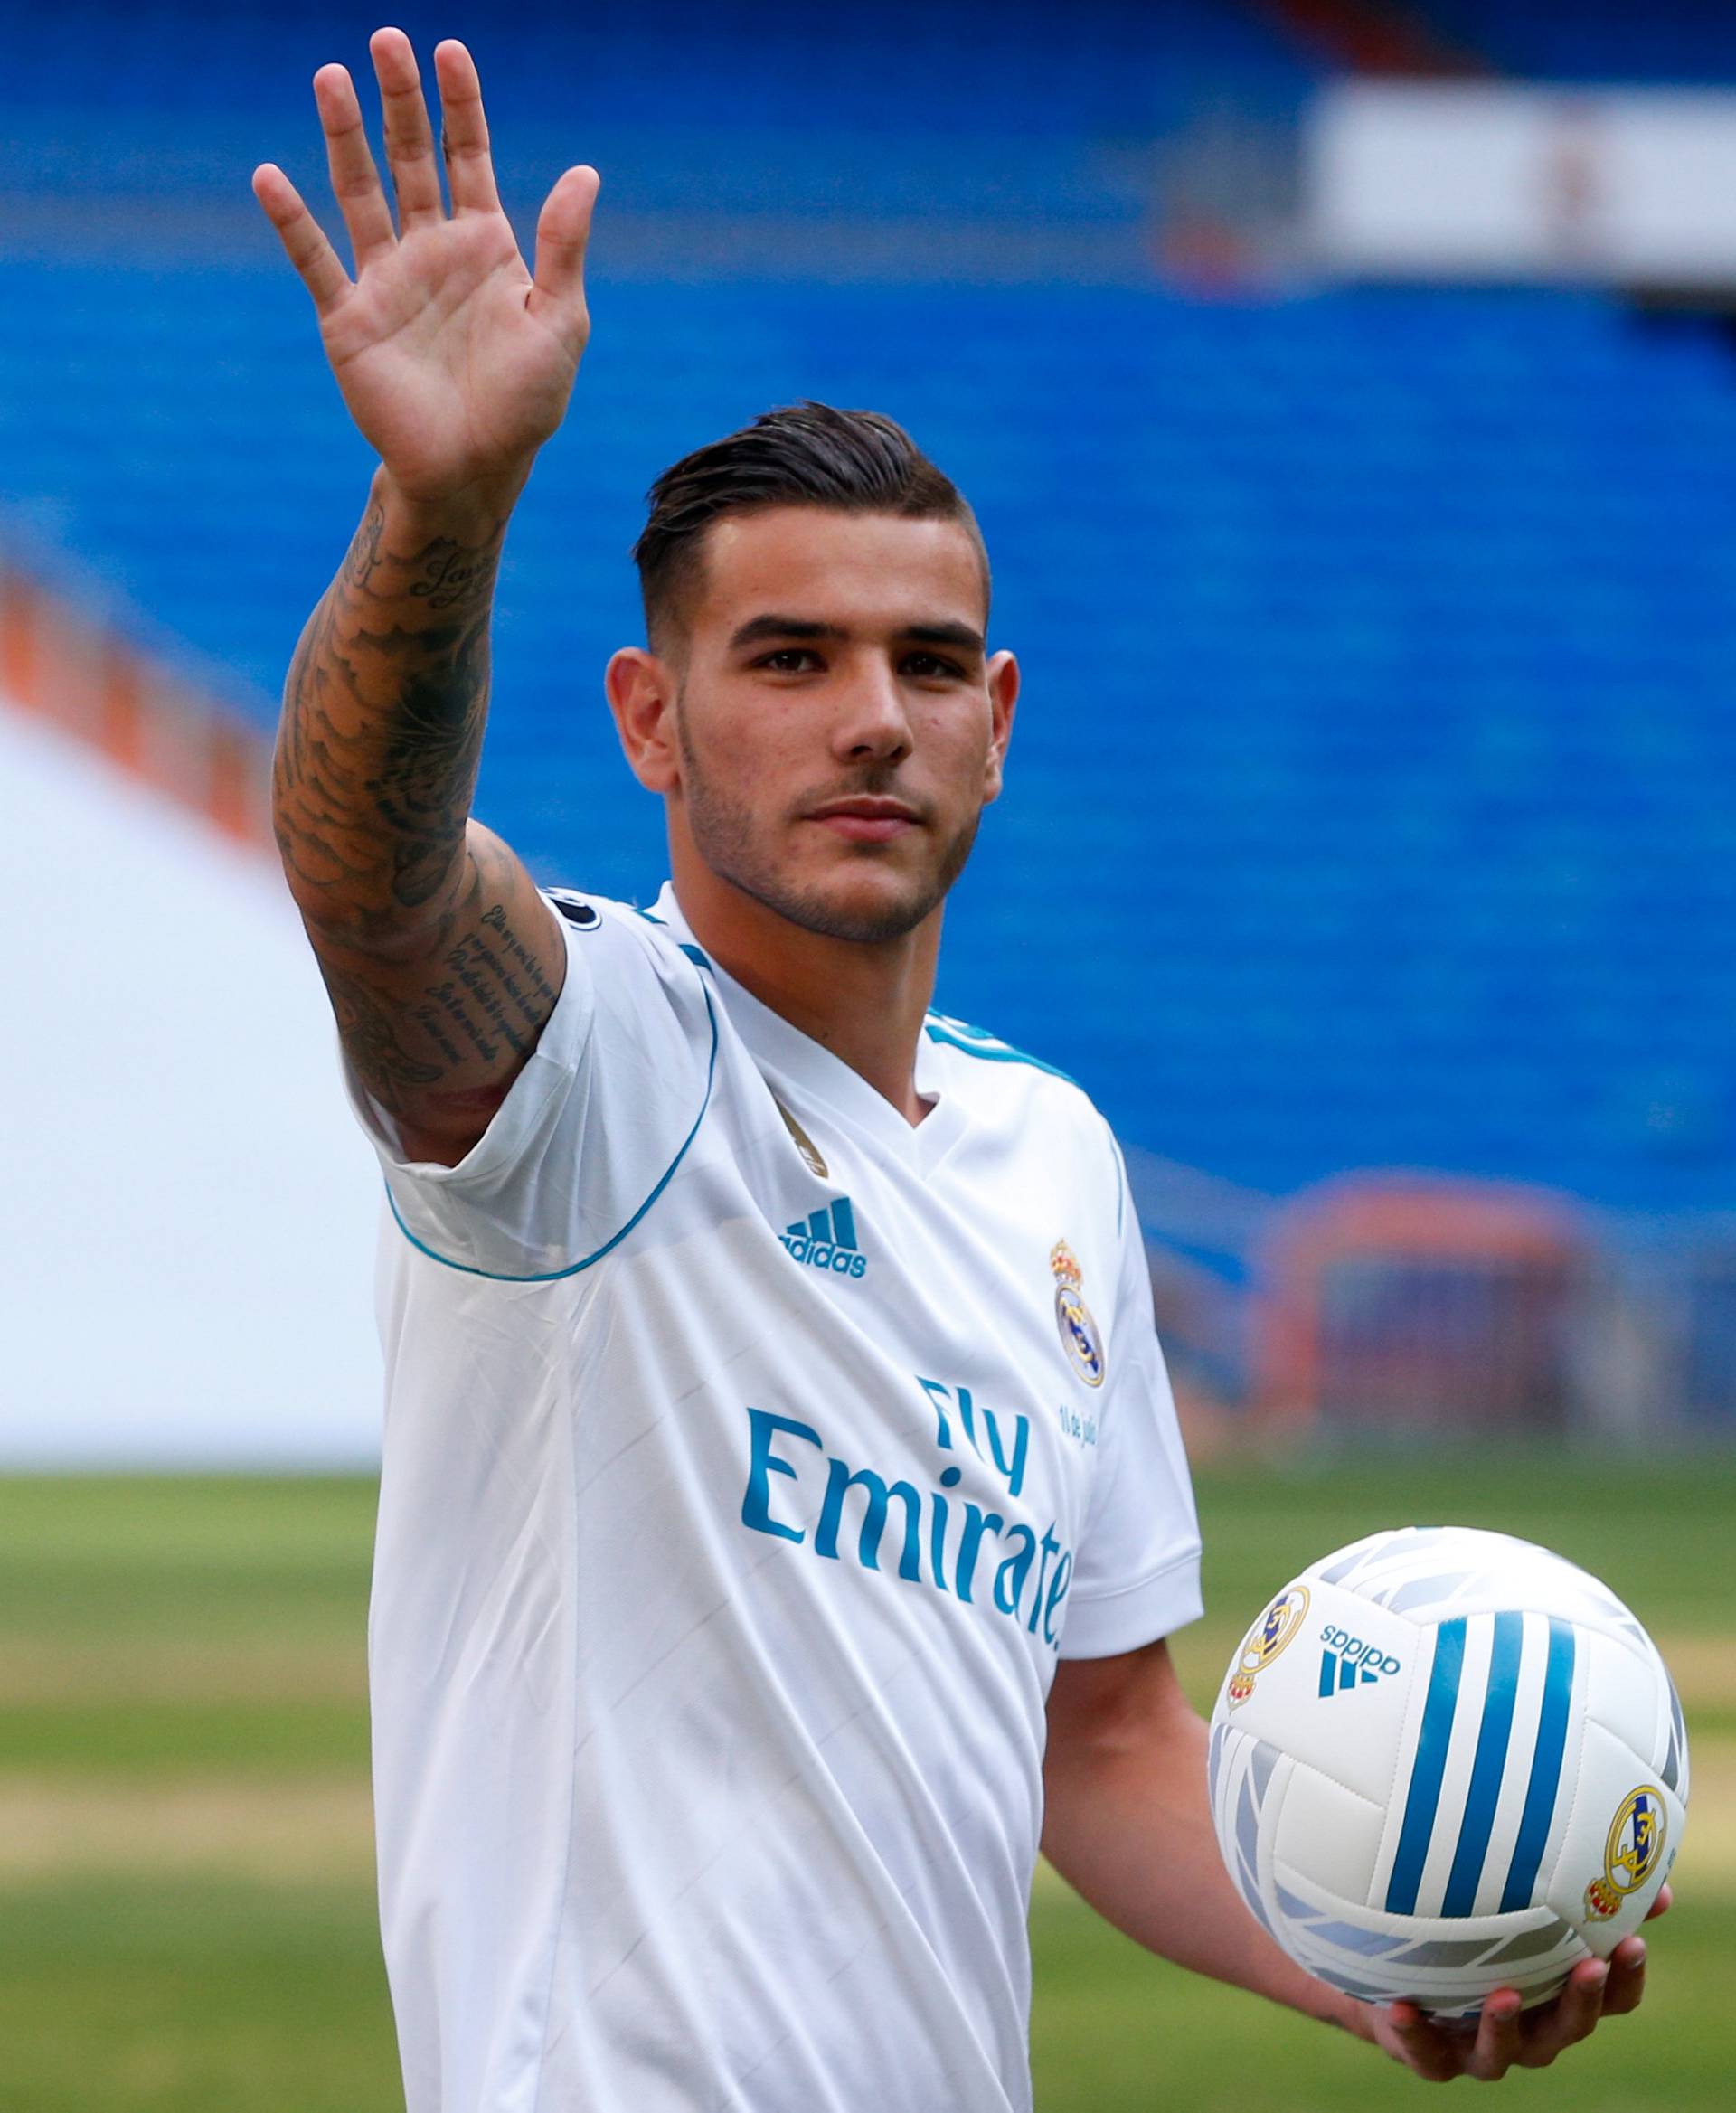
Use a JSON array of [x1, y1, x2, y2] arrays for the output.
[[363, 612, 493, 911], [408, 541, 495, 611], [276, 473, 566, 1161], [342, 500, 386, 592], [274, 477, 508, 940]]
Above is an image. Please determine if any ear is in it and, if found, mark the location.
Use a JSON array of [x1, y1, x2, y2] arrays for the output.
[[981, 649, 1019, 805], [606, 646, 681, 794]]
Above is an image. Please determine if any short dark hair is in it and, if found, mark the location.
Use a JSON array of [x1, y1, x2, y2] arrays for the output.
[[631, 401, 988, 651]]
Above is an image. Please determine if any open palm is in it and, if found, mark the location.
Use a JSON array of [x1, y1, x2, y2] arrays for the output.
[[251, 29, 598, 505]]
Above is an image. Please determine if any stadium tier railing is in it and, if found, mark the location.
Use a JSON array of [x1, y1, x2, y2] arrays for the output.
[[1251, 1174, 1590, 1437], [1132, 1161, 1736, 1445]]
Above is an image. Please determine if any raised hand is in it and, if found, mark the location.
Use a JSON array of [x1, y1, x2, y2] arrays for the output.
[[251, 28, 598, 508]]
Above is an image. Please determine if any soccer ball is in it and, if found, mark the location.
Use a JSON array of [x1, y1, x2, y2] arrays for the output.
[[1207, 1525, 1687, 2019]]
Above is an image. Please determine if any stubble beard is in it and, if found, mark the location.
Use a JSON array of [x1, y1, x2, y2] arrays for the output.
[[676, 713, 982, 945]]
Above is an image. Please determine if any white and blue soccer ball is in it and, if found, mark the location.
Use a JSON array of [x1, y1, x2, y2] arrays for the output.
[[1207, 1526, 1688, 2019]]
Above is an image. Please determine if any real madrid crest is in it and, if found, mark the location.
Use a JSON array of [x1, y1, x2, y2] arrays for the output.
[[1051, 1240, 1106, 1389], [1584, 1785, 1666, 1920], [1227, 1585, 1310, 1709]]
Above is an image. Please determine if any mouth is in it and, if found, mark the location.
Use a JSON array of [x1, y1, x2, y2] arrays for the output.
[[804, 797, 924, 844]]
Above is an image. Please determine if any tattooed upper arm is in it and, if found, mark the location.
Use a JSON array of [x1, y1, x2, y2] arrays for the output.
[[276, 480, 567, 1165], [306, 825, 566, 1165]]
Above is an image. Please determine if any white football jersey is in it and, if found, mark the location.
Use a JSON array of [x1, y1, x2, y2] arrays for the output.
[[350, 882, 1202, 2113]]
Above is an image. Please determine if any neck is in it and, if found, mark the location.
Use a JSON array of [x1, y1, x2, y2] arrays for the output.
[[668, 850, 941, 1126]]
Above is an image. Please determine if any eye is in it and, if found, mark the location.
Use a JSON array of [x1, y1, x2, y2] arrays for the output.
[[901, 652, 967, 680], [755, 648, 822, 674]]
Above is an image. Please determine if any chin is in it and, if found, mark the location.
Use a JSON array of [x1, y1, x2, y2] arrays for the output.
[[810, 874, 938, 942], [782, 862, 941, 946]]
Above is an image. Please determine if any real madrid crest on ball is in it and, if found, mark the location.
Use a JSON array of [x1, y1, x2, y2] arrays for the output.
[[1226, 1584, 1309, 1708], [1586, 1785, 1667, 1920], [1050, 1240, 1106, 1388]]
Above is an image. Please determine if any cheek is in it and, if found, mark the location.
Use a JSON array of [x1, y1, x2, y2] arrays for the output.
[[688, 706, 807, 806], [927, 712, 995, 789], [695, 684, 794, 759]]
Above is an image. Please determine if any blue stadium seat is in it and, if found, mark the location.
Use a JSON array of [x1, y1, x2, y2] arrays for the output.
[[5, 3, 1735, 1212], [1422, 1, 1736, 83]]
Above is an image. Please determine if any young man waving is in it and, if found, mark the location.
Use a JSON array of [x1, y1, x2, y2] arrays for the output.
[[253, 30, 1659, 2111]]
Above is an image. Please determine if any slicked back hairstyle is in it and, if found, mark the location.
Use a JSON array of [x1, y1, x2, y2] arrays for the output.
[[631, 401, 988, 652]]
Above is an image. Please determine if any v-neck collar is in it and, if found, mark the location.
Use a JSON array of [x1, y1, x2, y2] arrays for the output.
[[644, 882, 966, 1172]]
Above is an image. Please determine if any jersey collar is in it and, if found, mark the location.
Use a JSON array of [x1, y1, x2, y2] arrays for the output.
[[645, 881, 961, 1169]]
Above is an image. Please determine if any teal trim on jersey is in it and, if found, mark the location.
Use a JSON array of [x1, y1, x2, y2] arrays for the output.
[[383, 973, 720, 1283], [922, 1014, 1074, 1083], [630, 906, 712, 974]]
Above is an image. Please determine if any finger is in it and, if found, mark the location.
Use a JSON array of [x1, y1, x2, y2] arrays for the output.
[[1601, 1935, 1648, 2018], [1464, 1989, 1524, 2082], [1379, 2005, 1465, 2084], [251, 163, 354, 316], [531, 165, 600, 314], [1516, 1958, 1609, 2066], [432, 39, 501, 214], [313, 62, 396, 269], [1646, 1883, 1673, 1921], [371, 25, 445, 230]]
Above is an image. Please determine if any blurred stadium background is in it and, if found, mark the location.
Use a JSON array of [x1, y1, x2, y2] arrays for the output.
[[2, 1, 1731, 2106]]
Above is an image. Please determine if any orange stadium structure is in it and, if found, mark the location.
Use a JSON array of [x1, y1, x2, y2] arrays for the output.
[[0, 554, 272, 855], [1254, 1174, 1594, 1435]]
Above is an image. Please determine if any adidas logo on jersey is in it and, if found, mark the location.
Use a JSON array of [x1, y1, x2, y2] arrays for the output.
[[1317, 1627, 1402, 1697], [780, 1198, 868, 1278]]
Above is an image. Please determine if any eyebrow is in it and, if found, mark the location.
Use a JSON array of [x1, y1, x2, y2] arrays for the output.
[[728, 614, 986, 656]]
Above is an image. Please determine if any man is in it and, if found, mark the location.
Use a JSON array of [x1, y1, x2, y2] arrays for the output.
[[251, 29, 1660, 2111]]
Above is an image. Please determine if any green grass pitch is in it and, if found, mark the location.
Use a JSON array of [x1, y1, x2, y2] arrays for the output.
[[0, 1456, 1727, 2110]]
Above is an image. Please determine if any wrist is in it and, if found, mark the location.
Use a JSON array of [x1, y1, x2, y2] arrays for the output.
[[1317, 1986, 1376, 2041], [373, 459, 533, 539], [1271, 1954, 1372, 2040]]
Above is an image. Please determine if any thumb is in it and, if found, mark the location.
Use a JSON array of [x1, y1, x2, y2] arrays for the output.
[[530, 165, 600, 320]]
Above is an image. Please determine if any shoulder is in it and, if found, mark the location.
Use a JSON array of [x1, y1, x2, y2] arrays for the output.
[[924, 1007, 1117, 1161], [546, 888, 703, 962], [543, 888, 719, 986], [922, 1006, 1077, 1088], [535, 887, 721, 1071], [922, 1007, 1092, 1119]]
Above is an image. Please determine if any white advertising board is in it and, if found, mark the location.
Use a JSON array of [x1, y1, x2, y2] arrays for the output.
[[0, 703, 384, 1466], [1307, 82, 1736, 288]]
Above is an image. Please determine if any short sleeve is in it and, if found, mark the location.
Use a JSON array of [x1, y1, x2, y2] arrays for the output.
[[1056, 1133, 1203, 1659], [343, 895, 717, 1279]]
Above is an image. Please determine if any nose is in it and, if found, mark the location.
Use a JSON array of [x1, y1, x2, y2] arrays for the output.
[[830, 657, 913, 766]]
